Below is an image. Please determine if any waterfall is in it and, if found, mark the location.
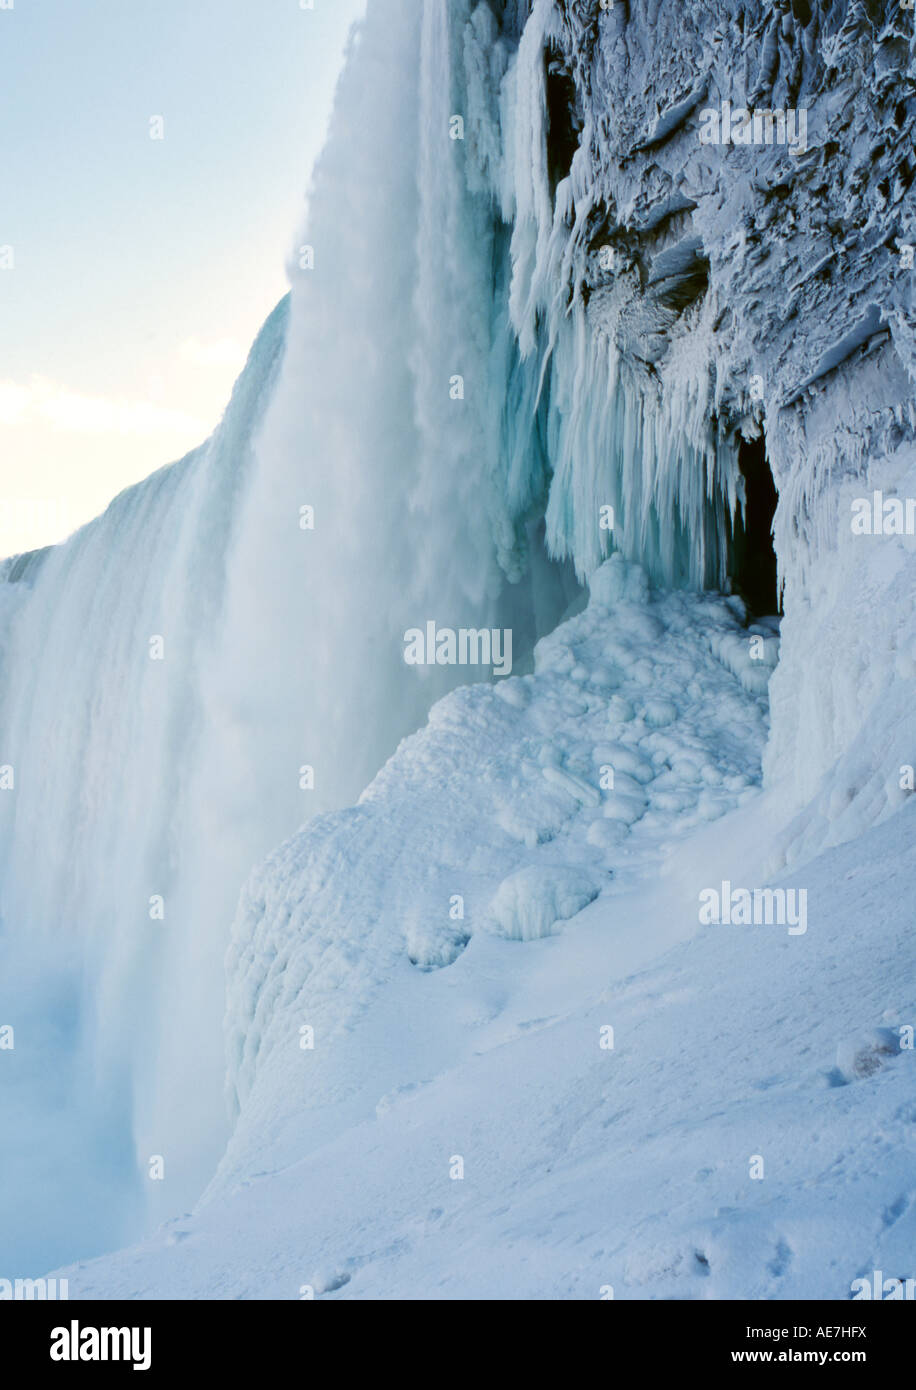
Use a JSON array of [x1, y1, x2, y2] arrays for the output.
[[0, 0, 577, 1269], [0, 299, 290, 1264], [0, 0, 749, 1273]]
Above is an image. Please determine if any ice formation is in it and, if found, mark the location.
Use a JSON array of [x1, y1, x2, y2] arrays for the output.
[[1, 0, 915, 1296]]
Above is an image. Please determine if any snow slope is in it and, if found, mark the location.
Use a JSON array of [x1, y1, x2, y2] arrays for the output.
[[56, 565, 916, 1300]]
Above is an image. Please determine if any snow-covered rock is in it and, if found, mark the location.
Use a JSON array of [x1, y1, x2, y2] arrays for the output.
[[487, 864, 602, 941], [835, 1027, 906, 1085]]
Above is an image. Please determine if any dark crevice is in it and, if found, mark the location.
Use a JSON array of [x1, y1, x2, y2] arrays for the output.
[[545, 52, 581, 196], [730, 436, 781, 618]]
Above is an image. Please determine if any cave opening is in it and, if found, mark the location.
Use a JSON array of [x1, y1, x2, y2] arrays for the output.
[[545, 53, 581, 196], [730, 436, 781, 619]]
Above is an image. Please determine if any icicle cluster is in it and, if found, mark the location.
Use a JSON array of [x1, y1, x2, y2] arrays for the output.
[[460, 0, 743, 589]]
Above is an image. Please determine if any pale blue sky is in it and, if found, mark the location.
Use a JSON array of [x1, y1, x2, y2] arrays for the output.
[[0, 0, 366, 555]]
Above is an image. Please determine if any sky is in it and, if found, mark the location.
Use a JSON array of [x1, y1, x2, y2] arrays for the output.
[[0, 0, 366, 557]]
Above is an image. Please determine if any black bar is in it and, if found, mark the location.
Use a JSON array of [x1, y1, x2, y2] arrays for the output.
[[2, 1298, 911, 1375]]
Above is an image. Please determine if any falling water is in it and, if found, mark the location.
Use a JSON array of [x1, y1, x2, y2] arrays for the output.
[[0, 0, 577, 1269]]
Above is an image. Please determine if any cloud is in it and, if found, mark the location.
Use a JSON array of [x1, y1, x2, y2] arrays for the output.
[[0, 377, 208, 436]]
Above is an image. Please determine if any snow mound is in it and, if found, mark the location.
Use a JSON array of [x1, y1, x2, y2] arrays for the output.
[[486, 864, 601, 942], [835, 1028, 905, 1085]]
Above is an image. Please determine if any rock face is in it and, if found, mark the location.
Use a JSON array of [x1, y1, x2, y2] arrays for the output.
[[477, 0, 916, 852], [529, 0, 914, 519]]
